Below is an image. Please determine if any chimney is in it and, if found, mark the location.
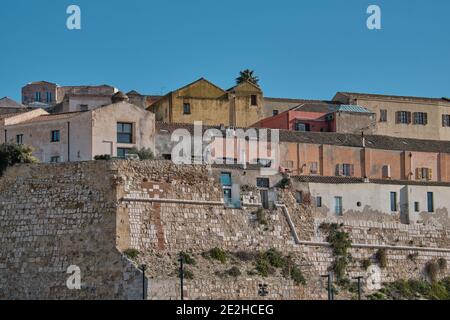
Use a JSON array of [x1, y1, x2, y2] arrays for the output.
[[111, 91, 129, 104]]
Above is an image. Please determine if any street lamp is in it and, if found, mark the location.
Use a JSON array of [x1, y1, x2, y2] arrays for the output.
[[321, 272, 334, 300], [352, 276, 364, 300], [140, 264, 147, 300]]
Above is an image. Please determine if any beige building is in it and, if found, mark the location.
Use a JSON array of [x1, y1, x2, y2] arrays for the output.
[[334, 92, 450, 140], [1, 98, 155, 162], [149, 78, 264, 127]]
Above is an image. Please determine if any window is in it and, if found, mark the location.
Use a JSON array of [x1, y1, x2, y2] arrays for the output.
[[117, 123, 133, 144], [295, 123, 310, 132], [273, 110, 279, 116], [79, 104, 88, 111], [390, 192, 397, 212], [414, 202, 420, 212], [16, 134, 23, 145], [310, 162, 319, 175], [416, 168, 432, 181], [46, 92, 52, 103], [256, 178, 270, 189], [413, 112, 427, 125], [50, 156, 60, 163], [296, 191, 303, 204], [396, 111, 411, 124], [283, 160, 294, 169], [117, 148, 131, 158], [35, 92, 41, 102], [316, 196, 322, 208], [380, 109, 387, 122], [427, 192, 434, 213], [442, 115, 450, 127], [183, 103, 191, 115], [223, 189, 232, 204], [250, 95, 258, 106], [220, 172, 232, 187], [334, 197, 343, 216], [51, 130, 60, 142], [337, 164, 354, 177], [382, 165, 391, 178]]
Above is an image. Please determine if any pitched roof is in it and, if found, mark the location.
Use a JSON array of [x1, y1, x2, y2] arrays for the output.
[[0, 97, 25, 109], [13, 111, 84, 125], [336, 92, 450, 104], [335, 105, 373, 114], [27, 80, 57, 86], [156, 122, 450, 153]]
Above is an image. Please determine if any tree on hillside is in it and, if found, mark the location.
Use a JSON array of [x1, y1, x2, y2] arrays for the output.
[[236, 69, 259, 86], [0, 143, 38, 176]]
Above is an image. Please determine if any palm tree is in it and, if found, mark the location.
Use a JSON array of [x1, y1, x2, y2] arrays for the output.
[[236, 69, 259, 86]]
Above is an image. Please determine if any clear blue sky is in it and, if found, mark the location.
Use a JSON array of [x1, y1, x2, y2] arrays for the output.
[[0, 0, 449, 101]]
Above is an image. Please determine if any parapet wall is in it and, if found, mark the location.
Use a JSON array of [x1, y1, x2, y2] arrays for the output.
[[1, 160, 450, 300]]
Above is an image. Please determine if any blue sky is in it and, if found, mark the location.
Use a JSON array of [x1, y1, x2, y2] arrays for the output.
[[0, 0, 449, 101]]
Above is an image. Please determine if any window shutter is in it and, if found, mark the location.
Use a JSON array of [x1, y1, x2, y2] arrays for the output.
[[407, 112, 412, 124], [396, 112, 400, 124], [412, 112, 417, 124], [350, 164, 355, 177], [336, 164, 343, 176], [443, 115, 446, 127], [424, 113, 428, 125], [428, 168, 433, 180], [416, 168, 421, 180]]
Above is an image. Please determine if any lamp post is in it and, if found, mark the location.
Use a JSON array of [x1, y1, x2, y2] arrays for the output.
[[140, 264, 147, 300], [353, 276, 364, 300], [179, 253, 184, 300], [321, 272, 334, 300]]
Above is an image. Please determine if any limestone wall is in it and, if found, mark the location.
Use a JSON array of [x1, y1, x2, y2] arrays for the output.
[[1, 160, 450, 300]]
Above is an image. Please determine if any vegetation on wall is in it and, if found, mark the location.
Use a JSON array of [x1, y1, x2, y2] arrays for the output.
[[0, 143, 38, 176], [367, 278, 450, 300], [254, 249, 306, 285], [94, 154, 111, 161], [375, 249, 388, 268], [254, 208, 268, 226], [203, 247, 228, 263], [128, 147, 154, 160], [180, 252, 197, 266], [319, 223, 352, 282], [123, 248, 140, 260]]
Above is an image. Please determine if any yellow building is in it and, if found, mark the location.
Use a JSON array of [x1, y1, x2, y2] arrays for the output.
[[149, 78, 264, 127]]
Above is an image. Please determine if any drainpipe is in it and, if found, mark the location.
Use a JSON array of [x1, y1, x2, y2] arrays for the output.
[[4, 129, 6, 143], [67, 122, 70, 162]]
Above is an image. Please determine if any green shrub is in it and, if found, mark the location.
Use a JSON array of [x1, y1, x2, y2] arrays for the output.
[[128, 147, 154, 160], [263, 248, 285, 268], [233, 251, 256, 262], [362, 259, 371, 270], [177, 268, 194, 280], [255, 254, 275, 277], [437, 258, 447, 271], [180, 252, 196, 265], [225, 267, 241, 278], [254, 208, 268, 226], [123, 248, 140, 260], [0, 143, 38, 176], [319, 223, 352, 282], [375, 249, 388, 268], [207, 247, 228, 263], [290, 266, 306, 285], [94, 154, 111, 161]]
